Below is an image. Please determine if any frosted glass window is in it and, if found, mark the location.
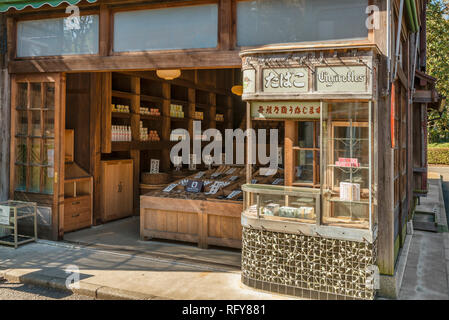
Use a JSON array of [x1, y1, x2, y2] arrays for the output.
[[237, 0, 368, 47], [17, 15, 99, 57], [114, 4, 218, 52]]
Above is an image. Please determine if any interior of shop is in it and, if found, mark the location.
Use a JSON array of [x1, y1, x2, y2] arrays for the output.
[[63, 68, 255, 253]]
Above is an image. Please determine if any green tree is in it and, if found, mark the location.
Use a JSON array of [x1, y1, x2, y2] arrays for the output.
[[427, 0, 449, 142]]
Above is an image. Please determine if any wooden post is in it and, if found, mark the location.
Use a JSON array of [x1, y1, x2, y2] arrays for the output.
[[218, 0, 233, 50], [161, 82, 171, 172], [101, 73, 112, 154], [99, 4, 111, 56], [0, 14, 10, 201], [246, 102, 252, 184], [130, 76, 140, 215], [377, 59, 395, 276], [284, 120, 295, 186], [209, 92, 217, 130], [187, 88, 195, 137], [90, 73, 102, 225]]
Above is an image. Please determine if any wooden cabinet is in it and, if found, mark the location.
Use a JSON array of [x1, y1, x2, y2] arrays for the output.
[[100, 159, 133, 222]]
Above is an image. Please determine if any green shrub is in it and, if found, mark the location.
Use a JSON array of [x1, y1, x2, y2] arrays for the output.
[[428, 147, 449, 164]]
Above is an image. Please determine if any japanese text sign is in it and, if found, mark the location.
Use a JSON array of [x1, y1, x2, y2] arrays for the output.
[[251, 101, 320, 119], [263, 68, 309, 93]]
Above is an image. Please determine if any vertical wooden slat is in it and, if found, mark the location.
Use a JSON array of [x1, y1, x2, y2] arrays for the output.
[[90, 73, 102, 225], [218, 0, 232, 50], [246, 102, 251, 183], [99, 4, 111, 56], [101, 72, 112, 153], [9, 77, 17, 198], [54, 73, 65, 240], [161, 82, 171, 172], [209, 92, 216, 130], [284, 120, 295, 186]]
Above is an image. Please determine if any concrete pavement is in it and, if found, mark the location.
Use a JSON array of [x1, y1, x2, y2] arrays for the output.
[[0, 240, 292, 300], [398, 170, 449, 300]]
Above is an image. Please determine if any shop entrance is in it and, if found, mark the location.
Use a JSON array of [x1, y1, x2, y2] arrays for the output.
[[61, 68, 250, 263]]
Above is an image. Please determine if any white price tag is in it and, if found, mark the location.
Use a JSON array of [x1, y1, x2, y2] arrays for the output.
[[150, 159, 160, 174], [226, 190, 242, 199], [163, 184, 178, 192]]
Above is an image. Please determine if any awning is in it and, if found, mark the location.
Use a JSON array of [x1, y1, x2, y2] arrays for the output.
[[0, 0, 98, 13]]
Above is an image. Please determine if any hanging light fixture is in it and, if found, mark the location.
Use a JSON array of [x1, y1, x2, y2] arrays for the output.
[[156, 69, 181, 80], [231, 85, 243, 96]]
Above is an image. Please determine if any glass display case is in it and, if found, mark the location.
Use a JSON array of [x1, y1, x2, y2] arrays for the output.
[[242, 184, 320, 224], [322, 102, 374, 229]]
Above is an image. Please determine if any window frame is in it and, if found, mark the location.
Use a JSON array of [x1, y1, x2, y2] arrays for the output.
[[13, 9, 100, 60]]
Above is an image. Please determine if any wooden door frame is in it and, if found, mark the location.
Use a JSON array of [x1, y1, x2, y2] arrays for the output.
[[10, 72, 66, 240]]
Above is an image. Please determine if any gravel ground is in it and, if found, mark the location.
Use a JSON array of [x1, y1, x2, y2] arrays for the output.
[[0, 278, 95, 300]]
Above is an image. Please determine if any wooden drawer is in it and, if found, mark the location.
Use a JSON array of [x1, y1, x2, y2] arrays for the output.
[[64, 195, 92, 232], [64, 209, 91, 232], [64, 196, 91, 216]]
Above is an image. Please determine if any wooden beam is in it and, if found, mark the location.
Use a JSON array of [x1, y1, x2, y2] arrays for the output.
[[284, 120, 295, 186], [99, 4, 111, 57], [101, 72, 112, 153], [90, 73, 102, 225], [218, 0, 232, 50], [8, 50, 242, 74]]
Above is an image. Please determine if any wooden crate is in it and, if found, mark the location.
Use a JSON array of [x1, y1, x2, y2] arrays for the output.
[[100, 159, 133, 222], [140, 195, 242, 249]]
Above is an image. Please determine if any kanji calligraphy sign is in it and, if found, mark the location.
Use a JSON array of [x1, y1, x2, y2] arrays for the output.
[[251, 101, 320, 119], [262, 68, 309, 93]]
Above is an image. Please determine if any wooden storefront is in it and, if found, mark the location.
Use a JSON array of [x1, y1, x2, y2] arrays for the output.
[[0, 0, 437, 299]]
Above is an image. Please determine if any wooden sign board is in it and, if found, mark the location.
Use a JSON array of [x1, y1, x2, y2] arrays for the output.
[[316, 66, 368, 92], [262, 68, 309, 93], [251, 101, 320, 119]]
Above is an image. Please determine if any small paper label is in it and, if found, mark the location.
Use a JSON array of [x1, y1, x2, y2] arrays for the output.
[[0, 206, 10, 226], [163, 184, 178, 192]]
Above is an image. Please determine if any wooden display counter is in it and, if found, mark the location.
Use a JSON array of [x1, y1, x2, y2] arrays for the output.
[[139, 166, 284, 249], [140, 196, 242, 249]]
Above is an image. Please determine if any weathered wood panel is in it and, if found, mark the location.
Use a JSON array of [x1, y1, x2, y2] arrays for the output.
[[141, 196, 242, 249]]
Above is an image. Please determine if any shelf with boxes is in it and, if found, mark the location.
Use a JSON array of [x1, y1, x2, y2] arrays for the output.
[[104, 71, 235, 218]]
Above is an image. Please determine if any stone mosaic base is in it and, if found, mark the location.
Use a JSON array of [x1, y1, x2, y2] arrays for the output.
[[241, 227, 377, 300]]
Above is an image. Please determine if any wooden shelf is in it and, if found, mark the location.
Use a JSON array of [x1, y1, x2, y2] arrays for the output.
[[112, 90, 136, 99], [111, 112, 131, 119], [140, 114, 162, 121], [111, 140, 171, 151], [140, 94, 164, 103]]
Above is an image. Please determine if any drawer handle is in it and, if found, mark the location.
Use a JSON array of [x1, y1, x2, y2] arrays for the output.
[[72, 201, 81, 205], [72, 213, 80, 218]]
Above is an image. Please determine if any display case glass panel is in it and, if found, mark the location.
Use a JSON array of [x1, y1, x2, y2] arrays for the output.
[[322, 102, 372, 229], [243, 184, 319, 223]]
